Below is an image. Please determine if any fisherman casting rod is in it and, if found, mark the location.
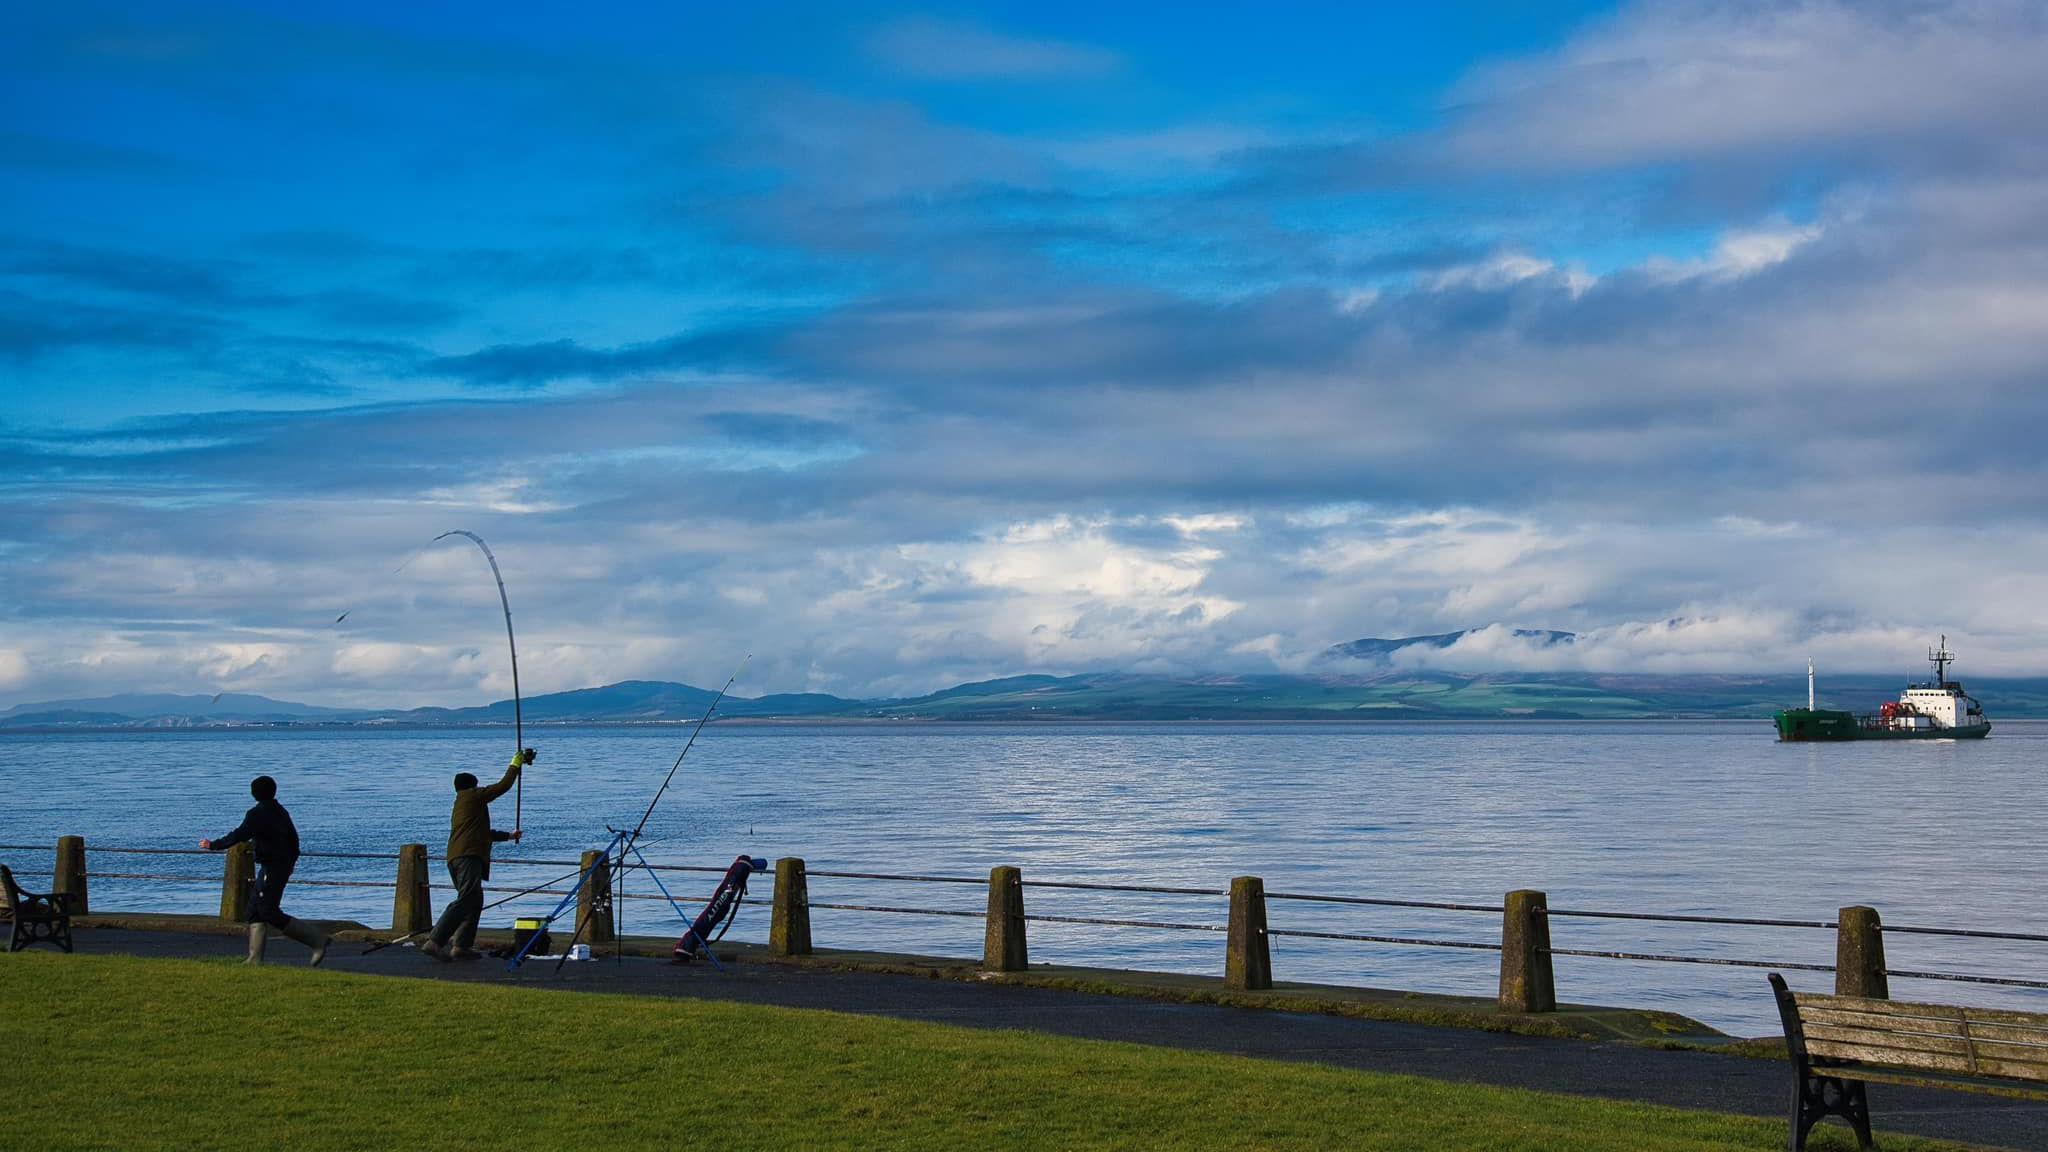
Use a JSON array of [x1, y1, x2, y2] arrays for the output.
[[334, 529, 527, 833]]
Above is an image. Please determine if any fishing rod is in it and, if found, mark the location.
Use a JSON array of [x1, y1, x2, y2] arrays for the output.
[[547, 654, 750, 974], [335, 529, 527, 832], [433, 530, 524, 833], [625, 653, 750, 849]]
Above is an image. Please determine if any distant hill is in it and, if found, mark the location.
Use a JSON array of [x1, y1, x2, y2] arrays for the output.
[[9, 658, 2048, 729], [0, 691, 355, 719], [0, 682, 868, 729], [857, 670, 2048, 721], [360, 680, 863, 723], [0, 692, 357, 728]]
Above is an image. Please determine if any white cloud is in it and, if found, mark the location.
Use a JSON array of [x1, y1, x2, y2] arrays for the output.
[[414, 477, 568, 515], [1643, 220, 1825, 282], [1425, 251, 1557, 291], [1163, 513, 1245, 537], [1442, 0, 2048, 171]]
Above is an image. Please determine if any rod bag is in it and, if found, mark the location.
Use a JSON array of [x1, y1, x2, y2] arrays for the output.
[[672, 854, 768, 963]]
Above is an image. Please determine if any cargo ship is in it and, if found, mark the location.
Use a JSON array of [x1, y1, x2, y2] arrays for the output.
[[1774, 638, 1990, 741]]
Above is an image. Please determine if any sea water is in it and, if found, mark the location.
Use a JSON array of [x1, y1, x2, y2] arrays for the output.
[[5, 720, 2043, 1034]]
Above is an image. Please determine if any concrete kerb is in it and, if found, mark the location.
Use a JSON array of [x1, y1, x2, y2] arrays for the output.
[[66, 913, 1720, 1046]]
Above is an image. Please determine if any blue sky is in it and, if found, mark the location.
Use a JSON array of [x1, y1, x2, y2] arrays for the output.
[[5, 1, 2047, 706]]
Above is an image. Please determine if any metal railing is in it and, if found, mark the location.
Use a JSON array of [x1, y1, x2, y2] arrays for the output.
[[8, 838, 2048, 1012]]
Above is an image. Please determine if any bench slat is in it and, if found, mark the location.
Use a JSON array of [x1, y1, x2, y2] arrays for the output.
[[1965, 1056, 2048, 1085], [1799, 1007, 1969, 1038], [1962, 1021, 2048, 1048], [1807, 1039, 1977, 1074], [1802, 1023, 1972, 1059], [1807, 1039, 2048, 1084], [1795, 998, 1969, 1029], [1826, 1045, 2048, 1082], [1795, 993, 2048, 1032], [1794, 993, 1966, 1019], [1824, 1065, 2048, 1100], [1967, 1043, 2048, 1071], [1803, 1026, 2048, 1062]]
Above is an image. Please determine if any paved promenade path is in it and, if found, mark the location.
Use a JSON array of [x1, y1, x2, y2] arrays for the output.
[[71, 927, 2048, 1151]]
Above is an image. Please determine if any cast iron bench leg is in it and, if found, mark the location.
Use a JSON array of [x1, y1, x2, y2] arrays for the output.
[[1794, 1071, 1874, 1151]]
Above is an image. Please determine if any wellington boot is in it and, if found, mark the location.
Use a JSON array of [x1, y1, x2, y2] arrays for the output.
[[279, 918, 331, 967], [245, 922, 270, 965]]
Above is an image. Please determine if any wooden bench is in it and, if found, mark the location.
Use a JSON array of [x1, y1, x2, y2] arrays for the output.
[[1770, 972, 2048, 1150], [2, 865, 74, 954]]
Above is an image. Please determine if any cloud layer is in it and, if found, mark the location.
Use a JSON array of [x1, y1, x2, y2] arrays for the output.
[[5, 1, 2048, 707]]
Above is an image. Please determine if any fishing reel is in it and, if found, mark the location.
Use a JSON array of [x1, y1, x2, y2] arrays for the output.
[[520, 747, 537, 764]]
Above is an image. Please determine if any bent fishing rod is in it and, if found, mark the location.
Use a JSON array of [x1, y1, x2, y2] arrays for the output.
[[335, 529, 527, 832], [549, 654, 750, 973], [435, 530, 525, 832]]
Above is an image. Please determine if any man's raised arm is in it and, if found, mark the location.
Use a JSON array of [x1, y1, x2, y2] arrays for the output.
[[475, 751, 528, 803]]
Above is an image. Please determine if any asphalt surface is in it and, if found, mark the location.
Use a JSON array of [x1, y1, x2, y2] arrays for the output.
[[61, 927, 2048, 1150]]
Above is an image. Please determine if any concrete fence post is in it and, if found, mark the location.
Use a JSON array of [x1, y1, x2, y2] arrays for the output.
[[1836, 905, 1888, 999], [392, 844, 431, 934], [1499, 889, 1556, 1013], [54, 835, 88, 916], [219, 843, 253, 922], [770, 857, 812, 956], [578, 849, 615, 944], [984, 866, 1028, 971], [1225, 875, 1273, 991]]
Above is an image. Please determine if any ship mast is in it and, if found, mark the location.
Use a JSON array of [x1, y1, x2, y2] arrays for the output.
[[1807, 658, 1815, 710], [1929, 635, 1954, 686]]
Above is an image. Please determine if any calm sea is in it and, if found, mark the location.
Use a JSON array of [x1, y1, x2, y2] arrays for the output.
[[5, 720, 2043, 1034]]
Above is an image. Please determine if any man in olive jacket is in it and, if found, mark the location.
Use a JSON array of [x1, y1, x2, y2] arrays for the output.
[[422, 750, 529, 960]]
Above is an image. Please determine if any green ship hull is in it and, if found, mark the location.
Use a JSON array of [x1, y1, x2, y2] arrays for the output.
[[1774, 708, 1991, 742]]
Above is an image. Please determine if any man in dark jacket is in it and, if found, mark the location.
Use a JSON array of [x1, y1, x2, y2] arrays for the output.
[[422, 749, 528, 961], [201, 775, 330, 965]]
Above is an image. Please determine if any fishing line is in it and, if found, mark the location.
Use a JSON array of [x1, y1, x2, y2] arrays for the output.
[[331, 541, 438, 627], [332, 529, 527, 831]]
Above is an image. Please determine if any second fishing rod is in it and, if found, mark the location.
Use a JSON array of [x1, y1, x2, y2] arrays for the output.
[[547, 653, 751, 973]]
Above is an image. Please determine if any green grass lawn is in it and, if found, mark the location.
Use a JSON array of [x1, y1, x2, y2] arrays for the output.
[[7, 953, 1966, 1151]]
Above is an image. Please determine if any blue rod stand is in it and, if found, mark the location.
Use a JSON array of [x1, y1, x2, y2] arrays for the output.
[[505, 829, 629, 971]]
